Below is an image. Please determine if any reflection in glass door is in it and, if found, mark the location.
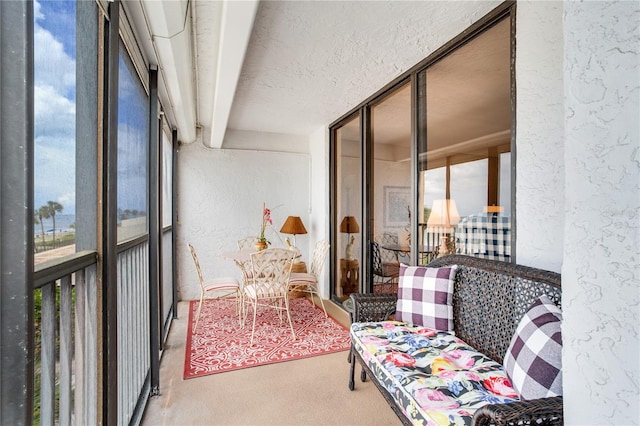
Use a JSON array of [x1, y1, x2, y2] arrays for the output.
[[370, 82, 412, 294], [333, 115, 361, 304], [418, 17, 512, 263]]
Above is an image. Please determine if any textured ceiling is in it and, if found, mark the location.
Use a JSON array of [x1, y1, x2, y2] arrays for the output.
[[225, 0, 502, 138], [310, 9, 511, 156]]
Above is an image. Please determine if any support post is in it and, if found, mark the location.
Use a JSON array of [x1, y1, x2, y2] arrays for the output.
[[102, 1, 120, 424], [0, 1, 35, 423], [148, 65, 160, 395]]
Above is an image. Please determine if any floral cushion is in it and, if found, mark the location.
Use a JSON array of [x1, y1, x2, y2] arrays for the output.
[[351, 321, 518, 425], [395, 264, 457, 331]]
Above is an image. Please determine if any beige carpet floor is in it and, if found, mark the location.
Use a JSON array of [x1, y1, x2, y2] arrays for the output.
[[141, 298, 402, 426]]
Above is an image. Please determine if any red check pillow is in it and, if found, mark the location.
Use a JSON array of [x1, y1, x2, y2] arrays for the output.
[[394, 264, 457, 331]]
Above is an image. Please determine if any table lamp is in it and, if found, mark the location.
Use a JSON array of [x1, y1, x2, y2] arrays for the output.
[[484, 205, 504, 214], [339, 216, 359, 260], [280, 216, 307, 249], [426, 199, 460, 255]]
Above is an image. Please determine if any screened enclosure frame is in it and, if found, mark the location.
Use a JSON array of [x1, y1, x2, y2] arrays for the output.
[[0, 0, 179, 423]]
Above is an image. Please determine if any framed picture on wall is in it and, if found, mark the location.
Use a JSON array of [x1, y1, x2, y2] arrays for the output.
[[383, 186, 410, 228]]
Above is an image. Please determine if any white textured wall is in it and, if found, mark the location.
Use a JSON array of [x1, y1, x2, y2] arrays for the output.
[[515, 1, 565, 273], [223, 128, 308, 153], [562, 1, 640, 424], [177, 139, 310, 300]]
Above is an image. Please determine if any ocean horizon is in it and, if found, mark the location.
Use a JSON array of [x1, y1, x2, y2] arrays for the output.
[[34, 213, 75, 235]]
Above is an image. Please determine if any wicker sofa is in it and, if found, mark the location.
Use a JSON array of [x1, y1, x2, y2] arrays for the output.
[[347, 255, 563, 426]]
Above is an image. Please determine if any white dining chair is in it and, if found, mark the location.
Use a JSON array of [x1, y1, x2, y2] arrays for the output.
[[235, 236, 257, 286], [243, 248, 296, 346], [189, 243, 240, 334], [288, 239, 330, 317], [237, 236, 257, 250]]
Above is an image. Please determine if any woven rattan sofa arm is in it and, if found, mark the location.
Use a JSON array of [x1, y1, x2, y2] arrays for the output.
[[472, 396, 563, 426], [349, 293, 397, 323]]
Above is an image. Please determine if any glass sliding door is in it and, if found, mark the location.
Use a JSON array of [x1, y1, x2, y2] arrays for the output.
[[418, 17, 512, 263], [330, 5, 514, 310], [333, 114, 361, 303], [370, 81, 412, 293]]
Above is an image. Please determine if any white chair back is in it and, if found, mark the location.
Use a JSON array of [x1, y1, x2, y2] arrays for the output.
[[308, 239, 330, 277], [249, 248, 295, 296], [237, 236, 257, 250], [188, 243, 205, 291]]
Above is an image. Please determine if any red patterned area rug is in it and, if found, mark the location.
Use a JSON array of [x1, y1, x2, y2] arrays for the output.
[[183, 297, 350, 379]]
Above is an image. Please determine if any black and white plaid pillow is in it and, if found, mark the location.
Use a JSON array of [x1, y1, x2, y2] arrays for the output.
[[394, 264, 457, 331], [504, 294, 563, 400]]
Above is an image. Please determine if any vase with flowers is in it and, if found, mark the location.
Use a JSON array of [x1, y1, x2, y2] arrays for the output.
[[255, 203, 272, 251]]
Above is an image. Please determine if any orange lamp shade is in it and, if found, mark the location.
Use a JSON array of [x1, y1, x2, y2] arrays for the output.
[[280, 216, 308, 235], [339, 216, 360, 234]]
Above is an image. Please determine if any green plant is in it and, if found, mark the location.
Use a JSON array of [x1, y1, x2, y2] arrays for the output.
[[258, 203, 272, 245]]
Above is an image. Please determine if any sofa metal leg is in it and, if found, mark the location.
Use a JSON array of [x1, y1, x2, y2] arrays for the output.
[[360, 368, 367, 382], [348, 351, 356, 390]]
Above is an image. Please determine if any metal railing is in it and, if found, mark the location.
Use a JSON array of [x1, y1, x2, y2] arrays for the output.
[[161, 229, 174, 338], [32, 239, 155, 425], [34, 250, 99, 425], [117, 240, 151, 425]]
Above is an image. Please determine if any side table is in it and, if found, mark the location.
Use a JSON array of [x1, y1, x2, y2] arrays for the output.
[[340, 258, 359, 296]]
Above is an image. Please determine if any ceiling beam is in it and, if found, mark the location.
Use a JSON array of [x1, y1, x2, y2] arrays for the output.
[[141, 0, 197, 143], [205, 0, 259, 149]]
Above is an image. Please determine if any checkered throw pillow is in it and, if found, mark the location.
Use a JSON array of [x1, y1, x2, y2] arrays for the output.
[[394, 264, 457, 331], [504, 294, 563, 400]]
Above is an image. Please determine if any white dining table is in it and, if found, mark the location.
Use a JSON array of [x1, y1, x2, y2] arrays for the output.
[[221, 249, 255, 284], [222, 248, 301, 284], [222, 248, 301, 263], [222, 248, 256, 263]]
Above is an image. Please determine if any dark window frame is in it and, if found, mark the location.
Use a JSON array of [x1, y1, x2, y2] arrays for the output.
[[329, 1, 516, 299]]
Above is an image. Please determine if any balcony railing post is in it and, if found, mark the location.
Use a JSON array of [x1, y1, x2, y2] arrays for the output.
[[40, 282, 56, 424], [172, 128, 179, 319], [59, 276, 73, 425], [148, 65, 161, 395], [103, 1, 120, 424]]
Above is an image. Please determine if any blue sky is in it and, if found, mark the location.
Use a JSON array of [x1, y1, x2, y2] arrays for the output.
[[34, 0, 149, 216], [34, 0, 76, 214], [36, 1, 76, 61]]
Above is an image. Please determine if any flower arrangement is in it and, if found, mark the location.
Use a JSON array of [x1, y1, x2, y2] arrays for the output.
[[258, 203, 272, 245]]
